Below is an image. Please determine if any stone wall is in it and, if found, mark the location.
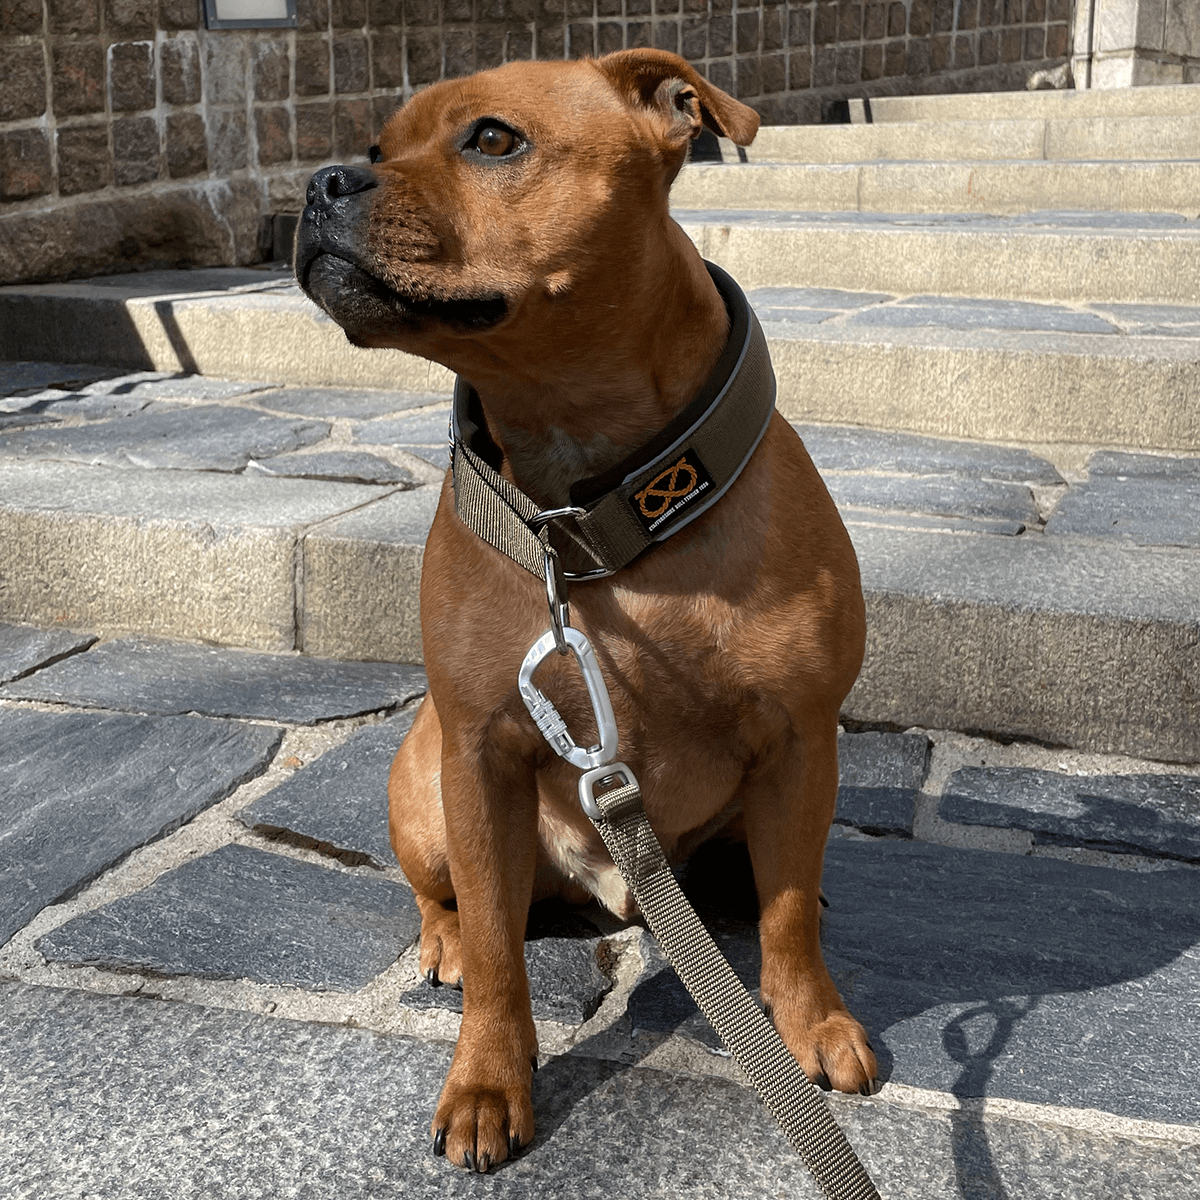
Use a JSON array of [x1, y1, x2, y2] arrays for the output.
[[1073, 0, 1200, 87], [1, 0, 1074, 284]]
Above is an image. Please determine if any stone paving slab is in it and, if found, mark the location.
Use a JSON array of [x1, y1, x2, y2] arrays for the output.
[[0, 360, 123, 396], [846, 297, 1117, 335], [1088, 449, 1200, 480], [941, 768, 1200, 863], [67, 371, 278, 402], [37, 843, 420, 991], [823, 840, 1200, 1127], [1, 637, 427, 724], [825, 474, 1040, 531], [1094, 302, 1200, 336], [0, 620, 96, 684], [355, 410, 453, 470], [246, 450, 420, 486], [1045, 477, 1200, 547], [252, 386, 446, 420], [634, 837, 1200, 1127], [795, 424, 1064, 484], [0, 403, 330, 472], [0, 709, 282, 946], [13, 982, 1199, 1200], [836, 731, 931, 836], [238, 712, 417, 867], [748, 286, 894, 311], [401, 930, 613, 1026]]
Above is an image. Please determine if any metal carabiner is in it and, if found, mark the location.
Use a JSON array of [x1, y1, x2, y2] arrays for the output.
[[517, 626, 619, 772]]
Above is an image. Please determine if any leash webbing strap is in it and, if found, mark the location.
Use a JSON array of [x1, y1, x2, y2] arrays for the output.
[[589, 780, 881, 1200]]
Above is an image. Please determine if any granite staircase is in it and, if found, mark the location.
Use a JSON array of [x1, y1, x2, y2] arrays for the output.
[[1, 84, 1199, 1199]]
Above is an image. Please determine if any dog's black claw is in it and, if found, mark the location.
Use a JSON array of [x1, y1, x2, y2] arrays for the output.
[[859, 1082, 874, 1097], [812, 1071, 832, 1092], [818, 891, 829, 909], [477, 1153, 490, 1174], [761, 1001, 773, 1021], [432, 1128, 447, 1157], [530, 1054, 539, 1074], [508, 1133, 523, 1158], [425, 968, 441, 988], [463, 1150, 476, 1172]]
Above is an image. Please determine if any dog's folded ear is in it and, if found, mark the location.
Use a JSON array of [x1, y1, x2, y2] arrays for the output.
[[594, 49, 760, 148]]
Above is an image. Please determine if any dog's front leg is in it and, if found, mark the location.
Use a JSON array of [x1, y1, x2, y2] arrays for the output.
[[742, 710, 879, 1097], [432, 733, 540, 1171]]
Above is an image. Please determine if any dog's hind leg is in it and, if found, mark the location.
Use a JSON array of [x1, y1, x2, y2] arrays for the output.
[[741, 706, 879, 1097]]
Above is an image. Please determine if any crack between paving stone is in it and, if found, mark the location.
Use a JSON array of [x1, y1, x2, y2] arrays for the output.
[[2, 635, 100, 686]]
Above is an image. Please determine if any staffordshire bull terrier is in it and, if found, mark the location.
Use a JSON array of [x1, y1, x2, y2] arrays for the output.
[[295, 48, 877, 1173]]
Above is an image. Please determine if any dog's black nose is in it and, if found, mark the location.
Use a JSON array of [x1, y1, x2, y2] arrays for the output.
[[305, 165, 377, 211]]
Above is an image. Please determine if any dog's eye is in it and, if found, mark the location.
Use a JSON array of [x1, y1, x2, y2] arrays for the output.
[[475, 124, 516, 157], [368, 144, 383, 164]]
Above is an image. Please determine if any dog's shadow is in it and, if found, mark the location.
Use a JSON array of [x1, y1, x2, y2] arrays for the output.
[[520, 837, 1200, 1198]]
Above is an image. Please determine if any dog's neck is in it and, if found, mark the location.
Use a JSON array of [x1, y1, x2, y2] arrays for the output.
[[463, 242, 729, 509]]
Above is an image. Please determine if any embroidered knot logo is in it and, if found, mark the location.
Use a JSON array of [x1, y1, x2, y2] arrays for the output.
[[635, 456, 699, 519], [630, 449, 714, 534]]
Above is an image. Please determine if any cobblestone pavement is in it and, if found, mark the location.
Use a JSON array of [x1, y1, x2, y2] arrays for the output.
[[2, 351, 1199, 1196], [2, 620, 1199, 1197]]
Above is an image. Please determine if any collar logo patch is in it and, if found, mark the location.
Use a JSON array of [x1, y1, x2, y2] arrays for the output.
[[632, 449, 715, 534]]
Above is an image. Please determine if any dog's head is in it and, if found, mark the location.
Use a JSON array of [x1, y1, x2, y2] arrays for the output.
[[294, 50, 757, 375]]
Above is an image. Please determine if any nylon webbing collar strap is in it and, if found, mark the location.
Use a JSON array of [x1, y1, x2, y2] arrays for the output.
[[450, 261, 775, 579]]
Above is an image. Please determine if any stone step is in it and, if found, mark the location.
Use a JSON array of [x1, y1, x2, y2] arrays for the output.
[[755, 287, 1200, 450], [674, 158, 1200, 216], [744, 113, 1200, 164], [850, 82, 1200, 124], [674, 210, 1200, 306], [2, 361, 1198, 762], [5, 272, 1200, 453], [2, 674, 1198, 1198]]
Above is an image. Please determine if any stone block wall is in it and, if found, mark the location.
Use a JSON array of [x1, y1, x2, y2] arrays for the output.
[[1073, 0, 1200, 87], [1, 0, 1074, 284]]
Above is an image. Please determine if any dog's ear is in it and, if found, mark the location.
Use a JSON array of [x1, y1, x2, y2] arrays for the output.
[[593, 49, 760, 148]]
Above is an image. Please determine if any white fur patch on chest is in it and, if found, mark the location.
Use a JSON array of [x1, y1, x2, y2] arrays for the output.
[[538, 803, 637, 920]]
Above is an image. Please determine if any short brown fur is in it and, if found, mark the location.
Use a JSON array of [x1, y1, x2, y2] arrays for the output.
[[296, 49, 876, 1173]]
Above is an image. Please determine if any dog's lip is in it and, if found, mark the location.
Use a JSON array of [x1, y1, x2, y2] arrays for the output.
[[300, 245, 509, 334]]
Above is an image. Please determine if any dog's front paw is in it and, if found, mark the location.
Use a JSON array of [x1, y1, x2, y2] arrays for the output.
[[431, 1055, 537, 1172], [768, 997, 879, 1096]]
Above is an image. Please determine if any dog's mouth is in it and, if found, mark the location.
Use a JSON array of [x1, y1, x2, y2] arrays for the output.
[[300, 249, 509, 344]]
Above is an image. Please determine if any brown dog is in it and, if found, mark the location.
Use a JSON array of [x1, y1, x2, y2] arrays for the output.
[[295, 48, 876, 1172]]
